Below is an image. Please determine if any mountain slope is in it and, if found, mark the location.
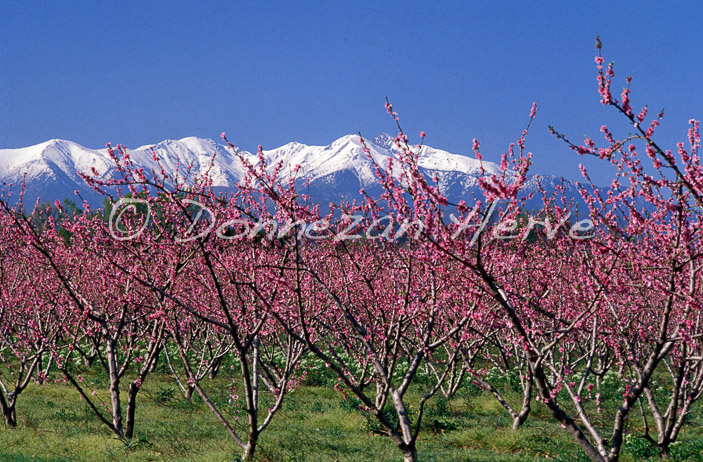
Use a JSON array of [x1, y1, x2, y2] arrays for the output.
[[0, 135, 591, 212]]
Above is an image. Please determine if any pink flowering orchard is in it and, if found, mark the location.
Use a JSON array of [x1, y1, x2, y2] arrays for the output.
[[0, 199, 68, 427], [0, 41, 701, 462]]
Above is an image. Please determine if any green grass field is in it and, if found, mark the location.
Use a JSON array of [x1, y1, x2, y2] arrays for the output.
[[1, 369, 702, 462]]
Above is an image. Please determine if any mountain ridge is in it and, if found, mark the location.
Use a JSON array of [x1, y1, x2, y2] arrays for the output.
[[0, 135, 591, 212]]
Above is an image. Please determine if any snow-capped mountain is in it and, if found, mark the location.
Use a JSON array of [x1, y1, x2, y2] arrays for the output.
[[0, 134, 589, 212]]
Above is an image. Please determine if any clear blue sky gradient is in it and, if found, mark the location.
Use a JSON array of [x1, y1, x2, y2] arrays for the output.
[[2, 1, 702, 184]]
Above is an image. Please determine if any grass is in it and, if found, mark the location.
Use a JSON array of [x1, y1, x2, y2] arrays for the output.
[[1, 370, 702, 462]]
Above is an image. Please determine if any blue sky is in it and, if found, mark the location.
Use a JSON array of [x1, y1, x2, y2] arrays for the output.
[[2, 1, 702, 184]]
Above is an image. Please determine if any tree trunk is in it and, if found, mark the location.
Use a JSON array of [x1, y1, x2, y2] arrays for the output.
[[1, 399, 16, 428], [512, 408, 530, 430], [389, 390, 418, 462], [242, 433, 259, 462], [106, 340, 124, 438], [85, 344, 98, 367], [658, 440, 671, 457], [532, 366, 607, 461], [512, 378, 532, 430], [125, 382, 139, 440], [209, 355, 223, 379], [148, 347, 161, 372], [402, 445, 417, 462]]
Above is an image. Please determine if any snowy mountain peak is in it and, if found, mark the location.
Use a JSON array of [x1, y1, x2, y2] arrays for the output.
[[0, 135, 589, 212], [372, 133, 395, 149]]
